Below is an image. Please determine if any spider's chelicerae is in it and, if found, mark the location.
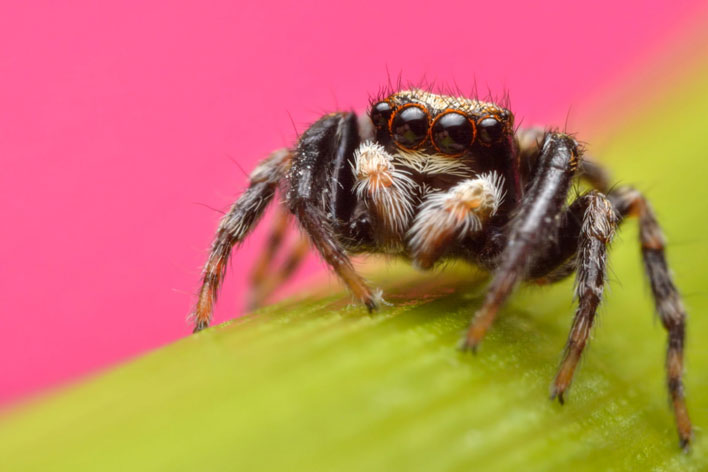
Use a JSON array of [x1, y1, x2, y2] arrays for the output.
[[191, 89, 692, 449]]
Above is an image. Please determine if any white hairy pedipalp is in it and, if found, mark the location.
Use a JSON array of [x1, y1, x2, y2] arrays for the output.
[[352, 142, 416, 236], [407, 172, 506, 264]]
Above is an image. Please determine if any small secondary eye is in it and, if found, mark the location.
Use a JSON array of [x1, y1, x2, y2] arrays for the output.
[[432, 112, 475, 155], [390, 104, 429, 149], [370, 101, 393, 129], [477, 117, 505, 145]]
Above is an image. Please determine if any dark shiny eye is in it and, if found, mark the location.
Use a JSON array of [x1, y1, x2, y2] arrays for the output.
[[477, 117, 505, 145], [390, 104, 429, 149], [431, 112, 475, 155], [370, 101, 393, 129]]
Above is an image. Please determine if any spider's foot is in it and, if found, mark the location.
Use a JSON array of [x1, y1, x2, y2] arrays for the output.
[[457, 337, 479, 354], [246, 289, 264, 312], [674, 403, 693, 453], [363, 288, 386, 313], [549, 387, 565, 405], [679, 436, 691, 453], [460, 314, 492, 353], [551, 360, 577, 404], [192, 319, 209, 333], [458, 326, 485, 353]]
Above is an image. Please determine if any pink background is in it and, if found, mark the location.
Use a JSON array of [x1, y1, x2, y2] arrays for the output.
[[1, 1, 707, 406]]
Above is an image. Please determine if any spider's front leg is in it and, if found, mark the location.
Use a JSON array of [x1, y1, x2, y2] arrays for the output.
[[461, 132, 580, 350], [287, 113, 380, 311]]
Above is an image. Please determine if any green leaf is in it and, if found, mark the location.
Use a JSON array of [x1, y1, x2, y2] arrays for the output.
[[2, 66, 707, 471]]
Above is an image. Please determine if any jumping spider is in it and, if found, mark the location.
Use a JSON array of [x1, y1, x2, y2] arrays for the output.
[[190, 89, 692, 449]]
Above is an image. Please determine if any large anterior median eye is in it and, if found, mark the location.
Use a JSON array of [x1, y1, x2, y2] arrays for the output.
[[370, 101, 393, 129], [390, 104, 429, 149], [431, 111, 475, 155]]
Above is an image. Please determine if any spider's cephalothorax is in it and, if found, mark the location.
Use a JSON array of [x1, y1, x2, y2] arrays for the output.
[[190, 89, 692, 449], [351, 90, 519, 261]]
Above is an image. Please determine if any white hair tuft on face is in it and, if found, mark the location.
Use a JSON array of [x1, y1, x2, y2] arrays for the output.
[[395, 149, 471, 178]]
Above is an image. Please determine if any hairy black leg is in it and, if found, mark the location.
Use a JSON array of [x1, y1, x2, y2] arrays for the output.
[[248, 229, 309, 309], [517, 127, 611, 193], [550, 192, 618, 403], [610, 186, 692, 449], [523, 192, 618, 399], [515, 127, 546, 185], [287, 113, 378, 310], [462, 133, 580, 350], [293, 203, 377, 309], [247, 205, 292, 310], [253, 234, 309, 307], [191, 149, 292, 332], [525, 196, 586, 283], [249, 205, 290, 292], [578, 158, 612, 194]]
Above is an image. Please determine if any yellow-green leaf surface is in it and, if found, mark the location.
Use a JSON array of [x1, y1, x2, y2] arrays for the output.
[[2, 65, 707, 471]]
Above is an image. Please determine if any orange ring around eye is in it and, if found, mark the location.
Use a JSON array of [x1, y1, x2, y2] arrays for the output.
[[388, 103, 431, 151], [370, 99, 394, 129], [430, 110, 477, 157]]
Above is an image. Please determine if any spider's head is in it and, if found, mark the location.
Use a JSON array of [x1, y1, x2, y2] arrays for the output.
[[368, 89, 514, 157]]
